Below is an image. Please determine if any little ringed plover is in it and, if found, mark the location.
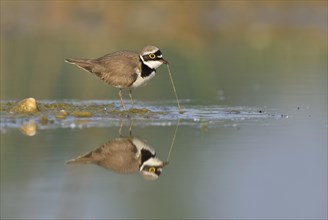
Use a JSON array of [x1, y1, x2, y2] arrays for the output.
[[65, 45, 168, 111]]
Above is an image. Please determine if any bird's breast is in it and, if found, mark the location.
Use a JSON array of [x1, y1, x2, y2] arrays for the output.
[[131, 71, 156, 88]]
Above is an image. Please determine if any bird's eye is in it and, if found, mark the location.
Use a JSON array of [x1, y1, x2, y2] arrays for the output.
[[149, 167, 156, 173], [149, 54, 156, 59]]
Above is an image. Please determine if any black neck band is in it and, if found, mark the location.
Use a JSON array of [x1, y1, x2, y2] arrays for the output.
[[140, 57, 155, 78], [140, 149, 156, 168]]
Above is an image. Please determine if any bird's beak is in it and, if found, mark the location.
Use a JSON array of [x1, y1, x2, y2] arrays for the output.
[[161, 58, 169, 64], [162, 161, 169, 167]]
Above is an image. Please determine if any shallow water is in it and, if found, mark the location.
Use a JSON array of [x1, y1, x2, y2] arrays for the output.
[[1, 99, 326, 219], [0, 99, 283, 132]]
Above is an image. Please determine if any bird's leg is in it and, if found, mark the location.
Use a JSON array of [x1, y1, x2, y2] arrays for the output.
[[129, 89, 134, 109], [118, 89, 126, 111]]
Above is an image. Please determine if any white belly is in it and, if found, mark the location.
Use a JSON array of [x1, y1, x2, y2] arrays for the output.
[[131, 71, 156, 88]]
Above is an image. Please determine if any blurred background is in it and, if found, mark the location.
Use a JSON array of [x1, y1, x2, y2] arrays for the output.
[[1, 1, 326, 106]]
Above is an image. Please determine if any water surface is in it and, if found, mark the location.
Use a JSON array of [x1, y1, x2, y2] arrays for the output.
[[1, 98, 326, 219]]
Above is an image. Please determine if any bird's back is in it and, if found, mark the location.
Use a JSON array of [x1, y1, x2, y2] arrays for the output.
[[66, 51, 140, 88], [67, 138, 141, 173]]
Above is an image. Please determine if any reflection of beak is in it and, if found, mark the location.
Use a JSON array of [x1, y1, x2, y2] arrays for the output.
[[161, 58, 169, 64]]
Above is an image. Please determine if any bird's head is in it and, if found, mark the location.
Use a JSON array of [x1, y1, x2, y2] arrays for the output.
[[140, 45, 168, 69], [139, 157, 168, 180]]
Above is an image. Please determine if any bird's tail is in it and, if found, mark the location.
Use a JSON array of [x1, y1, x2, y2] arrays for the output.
[[66, 151, 94, 165], [65, 58, 95, 73]]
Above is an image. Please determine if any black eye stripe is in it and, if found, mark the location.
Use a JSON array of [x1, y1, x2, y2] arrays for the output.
[[154, 50, 162, 56], [141, 50, 163, 62], [144, 50, 162, 57], [143, 165, 162, 175], [142, 55, 162, 61]]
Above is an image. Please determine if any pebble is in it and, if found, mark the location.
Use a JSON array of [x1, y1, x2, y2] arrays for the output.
[[19, 120, 37, 136], [10, 98, 38, 114]]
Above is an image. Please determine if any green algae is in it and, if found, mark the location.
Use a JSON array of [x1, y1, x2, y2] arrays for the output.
[[1, 99, 167, 117], [38, 103, 77, 112], [39, 116, 49, 125], [0, 102, 14, 111], [1, 99, 174, 134], [55, 110, 68, 119], [0, 99, 281, 135], [71, 111, 93, 118], [129, 108, 151, 114]]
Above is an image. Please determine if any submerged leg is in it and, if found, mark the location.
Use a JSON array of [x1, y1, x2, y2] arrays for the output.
[[118, 119, 124, 136], [129, 89, 134, 109], [128, 119, 134, 136], [118, 89, 126, 111]]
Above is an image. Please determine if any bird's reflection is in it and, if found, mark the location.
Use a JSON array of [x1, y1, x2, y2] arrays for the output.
[[67, 121, 170, 180]]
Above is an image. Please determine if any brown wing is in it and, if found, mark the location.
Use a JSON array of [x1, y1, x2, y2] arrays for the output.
[[66, 138, 141, 173], [93, 51, 139, 88], [65, 51, 139, 88]]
